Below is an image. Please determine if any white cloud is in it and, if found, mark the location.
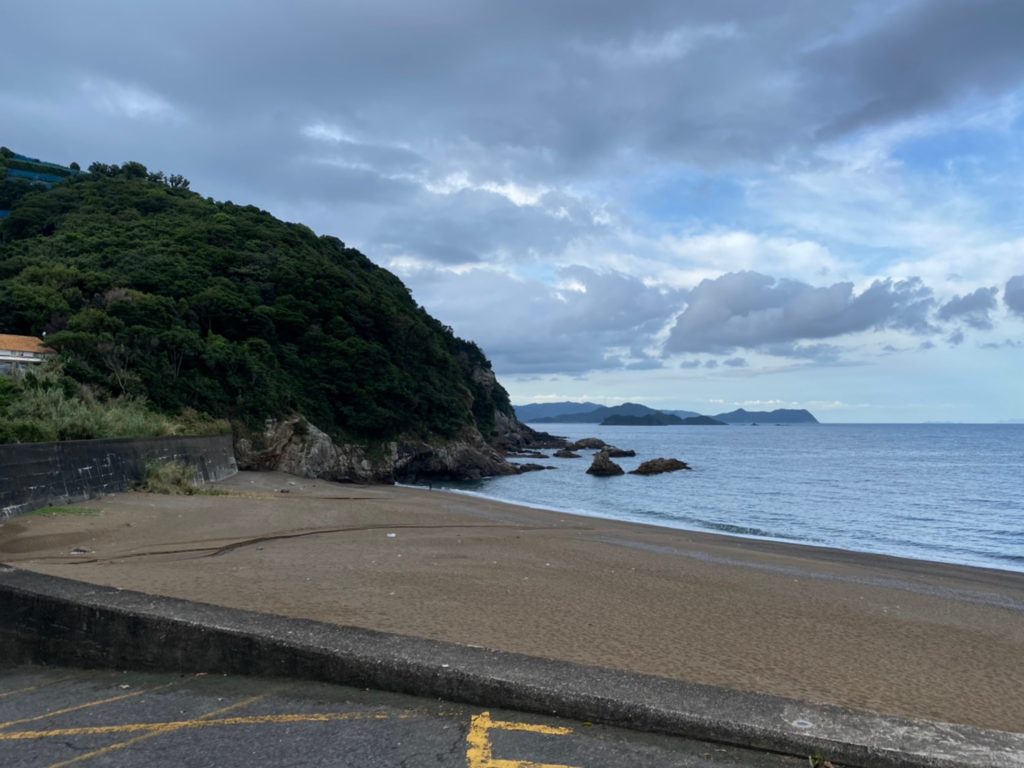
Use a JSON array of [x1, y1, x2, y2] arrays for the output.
[[301, 122, 356, 143]]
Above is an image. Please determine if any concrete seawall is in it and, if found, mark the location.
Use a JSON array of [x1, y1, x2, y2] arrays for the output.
[[0, 434, 236, 518]]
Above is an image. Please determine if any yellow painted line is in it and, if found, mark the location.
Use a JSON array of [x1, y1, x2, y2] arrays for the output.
[[44, 694, 267, 768], [0, 682, 177, 730], [0, 676, 74, 700], [466, 711, 578, 768], [2, 708, 417, 741]]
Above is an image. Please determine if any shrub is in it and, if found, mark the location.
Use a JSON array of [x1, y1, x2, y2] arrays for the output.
[[137, 461, 201, 495]]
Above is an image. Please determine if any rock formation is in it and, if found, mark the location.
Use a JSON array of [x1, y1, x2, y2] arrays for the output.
[[516, 463, 554, 473], [604, 447, 636, 458], [236, 416, 517, 483], [586, 450, 625, 476], [571, 437, 608, 450], [553, 448, 581, 458], [629, 458, 691, 475]]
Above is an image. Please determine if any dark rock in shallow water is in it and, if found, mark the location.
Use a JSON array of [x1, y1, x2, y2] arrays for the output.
[[517, 431, 570, 449], [553, 448, 581, 458], [604, 447, 636, 458], [507, 450, 548, 458], [629, 458, 691, 475], [571, 437, 608, 450], [586, 450, 625, 476], [516, 463, 554, 473]]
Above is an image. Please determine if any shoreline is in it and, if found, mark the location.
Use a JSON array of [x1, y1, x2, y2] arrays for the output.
[[425, 480, 1024, 578], [2, 470, 1023, 732]]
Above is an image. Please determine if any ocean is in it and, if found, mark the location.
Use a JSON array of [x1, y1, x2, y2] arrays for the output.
[[435, 423, 1024, 573]]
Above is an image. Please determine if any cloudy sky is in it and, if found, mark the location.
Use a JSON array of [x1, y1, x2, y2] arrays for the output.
[[4, 0, 1023, 422]]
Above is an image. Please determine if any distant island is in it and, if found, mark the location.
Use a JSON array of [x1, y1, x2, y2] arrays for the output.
[[712, 408, 818, 424], [679, 415, 727, 425], [529, 402, 700, 424], [601, 413, 726, 426], [516, 401, 817, 425], [602, 413, 683, 426]]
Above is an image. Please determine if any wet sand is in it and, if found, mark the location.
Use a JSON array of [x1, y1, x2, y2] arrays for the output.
[[2, 471, 1022, 732]]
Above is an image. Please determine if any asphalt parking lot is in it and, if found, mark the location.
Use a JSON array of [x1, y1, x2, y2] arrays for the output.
[[0, 665, 810, 767]]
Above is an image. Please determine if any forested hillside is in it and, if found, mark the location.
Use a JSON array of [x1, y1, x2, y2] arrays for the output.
[[0, 154, 514, 449]]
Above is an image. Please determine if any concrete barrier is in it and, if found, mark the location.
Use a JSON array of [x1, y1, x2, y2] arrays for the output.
[[0, 567, 1020, 768], [0, 434, 236, 518]]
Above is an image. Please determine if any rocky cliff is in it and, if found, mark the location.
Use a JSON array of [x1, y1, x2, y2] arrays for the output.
[[235, 416, 520, 483]]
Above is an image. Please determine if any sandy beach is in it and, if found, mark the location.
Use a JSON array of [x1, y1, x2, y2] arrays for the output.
[[1, 471, 1022, 733]]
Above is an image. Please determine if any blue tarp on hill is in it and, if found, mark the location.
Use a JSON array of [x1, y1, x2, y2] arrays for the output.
[[11, 153, 71, 172], [4, 168, 66, 185]]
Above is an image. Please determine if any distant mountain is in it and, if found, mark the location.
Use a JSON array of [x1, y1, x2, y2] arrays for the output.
[[601, 413, 685, 426], [679, 415, 726, 425], [514, 401, 602, 422], [713, 408, 818, 424], [533, 402, 668, 424]]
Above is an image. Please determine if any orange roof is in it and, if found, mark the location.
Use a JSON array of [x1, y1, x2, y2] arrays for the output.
[[0, 334, 54, 354]]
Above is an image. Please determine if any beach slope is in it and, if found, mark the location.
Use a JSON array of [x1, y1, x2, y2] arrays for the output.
[[1, 471, 1021, 732]]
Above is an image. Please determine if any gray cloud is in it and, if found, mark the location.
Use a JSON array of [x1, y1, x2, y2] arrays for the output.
[[937, 286, 998, 329], [665, 271, 935, 354], [763, 342, 843, 362], [1005, 275, 1024, 317], [807, 0, 1024, 139], [980, 339, 1022, 349], [723, 357, 748, 367], [373, 189, 606, 265], [679, 360, 702, 369], [947, 329, 965, 346], [624, 359, 666, 371], [5, 1, 1022, 199], [403, 265, 684, 374]]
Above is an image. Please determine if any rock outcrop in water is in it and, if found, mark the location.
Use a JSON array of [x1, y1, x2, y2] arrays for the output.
[[629, 458, 691, 475], [586, 450, 625, 476], [604, 447, 636, 458], [571, 437, 608, 450]]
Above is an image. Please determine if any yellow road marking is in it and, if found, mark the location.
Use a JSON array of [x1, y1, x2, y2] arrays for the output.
[[466, 711, 578, 768], [0, 682, 177, 730], [1, 708, 419, 741], [44, 694, 266, 768], [0, 677, 74, 700]]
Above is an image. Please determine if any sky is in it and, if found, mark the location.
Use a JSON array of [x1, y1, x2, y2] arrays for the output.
[[2, 1, 1023, 422]]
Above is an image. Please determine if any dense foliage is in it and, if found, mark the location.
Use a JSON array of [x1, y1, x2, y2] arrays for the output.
[[0, 362, 227, 443], [0, 157, 512, 443]]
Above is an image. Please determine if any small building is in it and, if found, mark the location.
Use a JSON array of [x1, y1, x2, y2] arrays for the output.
[[0, 334, 55, 375]]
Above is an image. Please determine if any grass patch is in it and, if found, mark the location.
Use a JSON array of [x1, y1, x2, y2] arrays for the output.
[[28, 505, 101, 517], [136, 460, 223, 495]]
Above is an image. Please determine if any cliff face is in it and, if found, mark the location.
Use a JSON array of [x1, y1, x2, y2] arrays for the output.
[[235, 416, 518, 483], [234, 361, 565, 483]]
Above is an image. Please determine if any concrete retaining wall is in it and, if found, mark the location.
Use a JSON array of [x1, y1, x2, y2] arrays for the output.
[[0, 434, 237, 518]]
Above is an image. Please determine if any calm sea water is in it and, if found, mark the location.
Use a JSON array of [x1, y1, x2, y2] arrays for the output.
[[435, 423, 1024, 573]]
